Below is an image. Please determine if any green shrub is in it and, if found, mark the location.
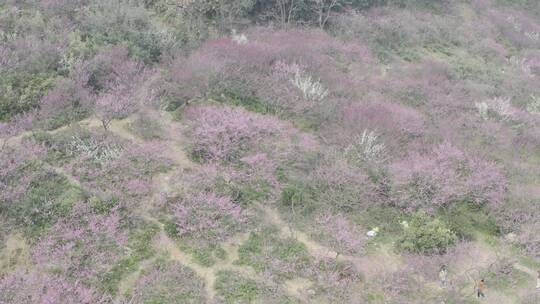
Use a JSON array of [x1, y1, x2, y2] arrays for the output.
[[211, 77, 277, 115], [128, 113, 164, 140], [99, 223, 159, 296], [438, 202, 500, 241], [179, 244, 216, 267], [228, 182, 270, 207], [79, 1, 175, 64], [163, 219, 179, 239], [447, 51, 505, 85], [280, 184, 314, 212], [161, 96, 188, 112], [100, 256, 140, 296], [176, 242, 227, 267], [236, 227, 312, 279], [396, 211, 457, 254], [360, 207, 403, 236], [215, 91, 273, 115], [0, 73, 56, 121], [89, 197, 121, 214], [42, 110, 88, 131], [215, 271, 260, 303], [129, 223, 160, 260], [13, 169, 85, 237]]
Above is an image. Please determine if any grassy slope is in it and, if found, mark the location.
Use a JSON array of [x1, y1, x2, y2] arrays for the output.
[[2, 1, 540, 303]]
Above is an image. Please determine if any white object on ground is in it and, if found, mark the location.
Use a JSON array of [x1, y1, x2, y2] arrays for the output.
[[231, 29, 248, 45], [504, 232, 517, 242], [366, 227, 379, 237]]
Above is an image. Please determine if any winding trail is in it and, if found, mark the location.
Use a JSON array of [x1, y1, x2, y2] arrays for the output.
[[1, 109, 402, 302], [4, 108, 540, 303], [259, 204, 402, 279], [514, 263, 538, 278], [260, 205, 338, 259], [108, 109, 295, 303], [0, 233, 30, 275], [116, 257, 157, 297]]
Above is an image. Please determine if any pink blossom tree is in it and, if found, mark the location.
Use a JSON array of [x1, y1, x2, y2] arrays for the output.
[[39, 78, 92, 129], [316, 212, 365, 255], [391, 142, 506, 212], [94, 85, 135, 130], [184, 105, 287, 162], [341, 101, 425, 141], [155, 29, 370, 115], [0, 139, 46, 207], [0, 110, 38, 143], [0, 271, 105, 304], [64, 134, 170, 201], [75, 47, 144, 130], [130, 261, 206, 303], [306, 258, 362, 303], [33, 203, 127, 282], [308, 151, 377, 210], [170, 192, 245, 244]]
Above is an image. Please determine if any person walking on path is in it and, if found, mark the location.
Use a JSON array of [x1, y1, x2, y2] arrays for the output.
[[477, 279, 486, 299], [439, 265, 448, 288]]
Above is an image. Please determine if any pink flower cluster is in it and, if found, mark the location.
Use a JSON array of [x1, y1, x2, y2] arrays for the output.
[[306, 258, 362, 302], [75, 46, 144, 129], [172, 192, 245, 243], [130, 261, 206, 303], [39, 78, 92, 124], [0, 110, 38, 139], [317, 212, 365, 255], [0, 271, 104, 304], [0, 140, 46, 206], [391, 142, 507, 211], [33, 203, 127, 281], [156, 29, 371, 113], [342, 101, 425, 138], [185, 105, 287, 162], [64, 134, 169, 202]]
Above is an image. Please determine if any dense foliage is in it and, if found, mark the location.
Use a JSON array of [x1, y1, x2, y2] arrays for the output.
[[1, 0, 540, 303]]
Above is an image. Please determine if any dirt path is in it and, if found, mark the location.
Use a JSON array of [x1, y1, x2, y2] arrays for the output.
[[141, 169, 284, 302], [7, 109, 538, 302], [154, 229, 218, 300], [143, 108, 193, 169], [0, 112, 429, 302], [99, 110, 294, 303], [42, 163, 82, 188], [260, 205, 339, 259], [284, 277, 313, 300], [433, 239, 539, 303], [0, 233, 31, 275], [153, 225, 272, 303], [514, 263, 538, 278], [116, 257, 157, 297], [259, 204, 402, 279]]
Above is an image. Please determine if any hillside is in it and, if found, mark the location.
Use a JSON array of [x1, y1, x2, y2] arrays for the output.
[[1, 0, 540, 303]]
